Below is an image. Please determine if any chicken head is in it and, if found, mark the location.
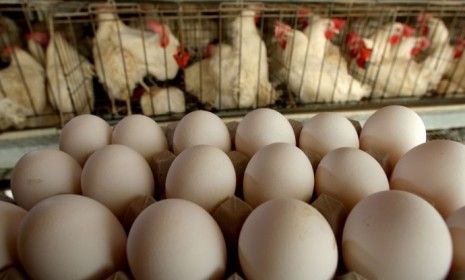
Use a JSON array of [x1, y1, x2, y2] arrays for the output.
[[388, 23, 414, 45], [274, 21, 292, 49], [324, 18, 346, 40], [173, 46, 190, 69], [296, 7, 312, 29], [410, 36, 431, 57], [147, 20, 169, 48], [25, 32, 50, 48]]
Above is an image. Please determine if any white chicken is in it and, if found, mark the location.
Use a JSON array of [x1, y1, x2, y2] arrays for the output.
[[140, 86, 185, 116], [47, 33, 94, 114], [93, 12, 187, 113], [26, 31, 49, 66], [184, 9, 278, 109], [0, 97, 29, 131], [348, 30, 451, 98], [273, 21, 370, 103], [0, 47, 47, 116]]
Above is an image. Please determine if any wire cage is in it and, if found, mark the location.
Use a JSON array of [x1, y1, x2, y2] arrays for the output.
[[1, 0, 465, 132]]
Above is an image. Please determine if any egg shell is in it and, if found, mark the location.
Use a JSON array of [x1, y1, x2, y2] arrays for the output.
[[127, 199, 227, 280], [173, 110, 231, 155], [112, 114, 168, 162], [239, 199, 338, 280], [18, 194, 127, 280], [243, 143, 314, 208], [391, 140, 465, 217], [316, 147, 389, 210], [342, 190, 452, 279], [81, 144, 154, 218], [360, 105, 426, 174], [0, 202, 27, 270], [447, 206, 465, 272], [59, 114, 112, 166], [299, 113, 359, 165], [166, 145, 236, 212], [235, 108, 296, 158], [11, 149, 82, 210]]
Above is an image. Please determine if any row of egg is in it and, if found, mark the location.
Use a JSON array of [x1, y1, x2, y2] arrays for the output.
[[0, 105, 464, 279]]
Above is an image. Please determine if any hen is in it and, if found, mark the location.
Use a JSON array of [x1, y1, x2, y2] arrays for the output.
[[185, 9, 277, 109], [274, 21, 370, 103], [0, 47, 47, 116], [47, 33, 94, 114], [140, 86, 185, 116], [93, 12, 187, 113]]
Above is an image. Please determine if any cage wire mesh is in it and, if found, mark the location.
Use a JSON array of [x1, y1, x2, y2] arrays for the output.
[[0, 0, 464, 132]]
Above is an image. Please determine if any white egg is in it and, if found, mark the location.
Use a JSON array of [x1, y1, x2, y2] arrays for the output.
[[243, 143, 314, 208], [360, 105, 426, 174], [59, 114, 112, 166], [18, 195, 127, 280], [239, 199, 338, 280], [235, 108, 295, 158], [299, 113, 359, 165], [173, 110, 231, 155], [11, 149, 81, 210], [447, 206, 465, 272], [391, 140, 465, 217], [127, 199, 227, 280], [166, 145, 236, 212], [81, 144, 154, 218], [0, 202, 27, 270], [112, 114, 168, 161], [316, 147, 389, 210], [343, 190, 452, 279]]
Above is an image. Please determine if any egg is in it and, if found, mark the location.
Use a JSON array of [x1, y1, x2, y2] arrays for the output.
[[59, 114, 112, 166], [360, 105, 426, 174], [299, 113, 359, 165], [316, 147, 389, 210], [239, 199, 338, 280], [391, 140, 465, 217], [173, 110, 231, 155], [81, 144, 154, 218], [11, 149, 82, 210], [112, 114, 168, 161], [0, 202, 27, 270], [166, 145, 235, 212], [235, 108, 295, 157], [243, 143, 314, 208], [18, 195, 127, 280], [447, 206, 465, 272], [342, 190, 452, 279], [127, 199, 227, 280]]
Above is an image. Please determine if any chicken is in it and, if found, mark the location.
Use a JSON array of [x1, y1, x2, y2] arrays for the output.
[[0, 97, 28, 131], [47, 33, 94, 114], [362, 22, 416, 64], [140, 86, 185, 116], [0, 47, 47, 116], [437, 39, 465, 95], [0, 17, 20, 52], [349, 31, 451, 98], [184, 9, 278, 109], [26, 31, 49, 65], [93, 12, 187, 113], [274, 21, 370, 103]]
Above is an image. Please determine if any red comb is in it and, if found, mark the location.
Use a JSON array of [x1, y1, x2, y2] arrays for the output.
[[418, 37, 431, 49], [388, 34, 401, 45], [147, 20, 169, 48], [26, 32, 49, 47], [417, 12, 432, 23], [173, 46, 190, 69], [332, 18, 346, 30]]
